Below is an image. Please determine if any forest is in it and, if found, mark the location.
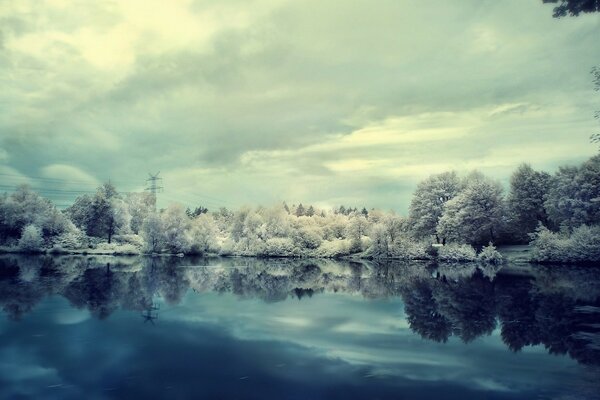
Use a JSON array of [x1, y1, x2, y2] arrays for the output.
[[0, 154, 598, 264]]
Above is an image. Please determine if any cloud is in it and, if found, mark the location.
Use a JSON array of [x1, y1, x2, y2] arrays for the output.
[[41, 164, 99, 185], [0, 0, 598, 211]]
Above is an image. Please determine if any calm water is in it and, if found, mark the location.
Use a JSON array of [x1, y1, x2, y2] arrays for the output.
[[0, 256, 599, 400]]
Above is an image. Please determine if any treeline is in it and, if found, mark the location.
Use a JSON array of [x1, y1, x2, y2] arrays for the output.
[[0, 154, 598, 263]]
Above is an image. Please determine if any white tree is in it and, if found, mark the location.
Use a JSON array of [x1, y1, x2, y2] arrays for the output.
[[18, 224, 44, 253], [409, 171, 462, 243], [141, 213, 165, 253], [161, 204, 191, 254], [370, 223, 389, 258], [346, 215, 369, 253], [189, 214, 218, 254], [437, 173, 505, 245]]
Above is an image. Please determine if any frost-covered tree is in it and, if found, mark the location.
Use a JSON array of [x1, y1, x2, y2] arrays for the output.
[[189, 214, 217, 254], [370, 224, 389, 258], [544, 155, 600, 230], [18, 224, 44, 253], [262, 206, 291, 239], [437, 173, 505, 245], [0, 185, 70, 243], [382, 214, 407, 243], [124, 192, 155, 234], [141, 213, 164, 253], [295, 203, 306, 217], [508, 164, 551, 239], [161, 204, 191, 254], [409, 172, 462, 243], [346, 215, 369, 253], [68, 182, 129, 243]]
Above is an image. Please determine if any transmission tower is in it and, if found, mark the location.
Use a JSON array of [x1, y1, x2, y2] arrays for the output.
[[145, 172, 163, 211]]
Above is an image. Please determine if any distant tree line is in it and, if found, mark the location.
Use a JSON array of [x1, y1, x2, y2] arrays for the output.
[[0, 154, 598, 262]]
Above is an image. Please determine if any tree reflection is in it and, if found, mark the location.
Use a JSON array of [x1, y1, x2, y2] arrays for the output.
[[0, 255, 599, 366]]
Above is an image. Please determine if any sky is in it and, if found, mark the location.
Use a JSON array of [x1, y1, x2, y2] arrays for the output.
[[1, 0, 599, 212]]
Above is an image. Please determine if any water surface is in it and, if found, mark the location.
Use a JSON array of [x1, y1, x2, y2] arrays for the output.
[[0, 256, 599, 399]]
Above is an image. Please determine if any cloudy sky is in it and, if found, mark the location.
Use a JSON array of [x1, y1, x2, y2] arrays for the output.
[[1, 0, 599, 211]]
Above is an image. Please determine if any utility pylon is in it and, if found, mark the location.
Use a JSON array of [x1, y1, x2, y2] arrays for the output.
[[145, 172, 163, 211]]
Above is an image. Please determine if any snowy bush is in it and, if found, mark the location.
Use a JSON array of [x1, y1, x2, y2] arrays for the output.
[[437, 243, 477, 262], [113, 234, 144, 249], [18, 224, 44, 253], [218, 238, 236, 256], [477, 243, 503, 265], [292, 226, 323, 250], [314, 239, 351, 258], [568, 225, 600, 262], [530, 225, 600, 263], [260, 238, 298, 257], [389, 237, 428, 260], [52, 227, 87, 250]]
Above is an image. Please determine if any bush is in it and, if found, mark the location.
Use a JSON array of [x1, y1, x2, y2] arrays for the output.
[[529, 226, 569, 262], [314, 239, 351, 258], [293, 227, 323, 250], [52, 229, 87, 250], [18, 224, 44, 253], [478, 243, 503, 265], [260, 238, 298, 257], [113, 234, 144, 249], [437, 243, 477, 262], [389, 237, 429, 260], [530, 225, 600, 263], [568, 225, 600, 262]]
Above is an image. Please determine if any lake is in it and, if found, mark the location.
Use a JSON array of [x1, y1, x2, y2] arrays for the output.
[[0, 255, 599, 400]]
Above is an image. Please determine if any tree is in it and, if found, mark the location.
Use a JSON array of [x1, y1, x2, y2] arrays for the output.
[[409, 171, 462, 243], [186, 206, 209, 218], [69, 182, 129, 243], [306, 205, 315, 217], [544, 155, 600, 230], [189, 214, 217, 254], [141, 213, 164, 253], [346, 215, 369, 253], [543, 0, 600, 17], [0, 185, 70, 242], [18, 224, 44, 253], [437, 173, 505, 245], [370, 224, 390, 258], [295, 203, 306, 217], [507, 164, 551, 239], [161, 204, 191, 254], [124, 192, 155, 234]]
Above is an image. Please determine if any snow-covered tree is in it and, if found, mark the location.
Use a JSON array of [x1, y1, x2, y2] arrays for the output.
[[141, 213, 164, 253], [409, 171, 462, 243], [437, 173, 505, 245], [68, 182, 129, 243], [161, 204, 191, 254], [0, 185, 70, 243], [346, 215, 369, 253], [189, 214, 218, 254], [508, 164, 551, 239], [370, 224, 389, 258], [18, 224, 44, 253], [124, 192, 155, 234], [544, 155, 600, 230]]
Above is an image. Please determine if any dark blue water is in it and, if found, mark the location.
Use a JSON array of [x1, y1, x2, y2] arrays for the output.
[[0, 256, 598, 399]]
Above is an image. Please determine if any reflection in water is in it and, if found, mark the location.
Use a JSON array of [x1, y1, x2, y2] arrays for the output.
[[0, 255, 599, 399]]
